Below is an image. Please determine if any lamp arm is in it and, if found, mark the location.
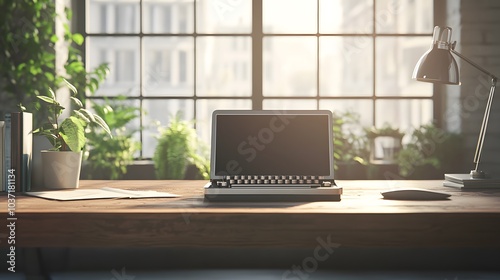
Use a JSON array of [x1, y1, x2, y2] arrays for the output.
[[451, 49, 499, 81], [450, 49, 499, 177], [473, 81, 496, 175], [450, 49, 498, 176]]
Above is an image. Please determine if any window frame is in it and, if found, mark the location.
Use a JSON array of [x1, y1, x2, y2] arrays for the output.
[[77, 0, 439, 159]]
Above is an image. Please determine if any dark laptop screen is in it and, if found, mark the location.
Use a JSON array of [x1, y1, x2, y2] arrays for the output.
[[214, 113, 331, 176]]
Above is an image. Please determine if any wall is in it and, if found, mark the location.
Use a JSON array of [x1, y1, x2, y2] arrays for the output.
[[445, 0, 500, 175]]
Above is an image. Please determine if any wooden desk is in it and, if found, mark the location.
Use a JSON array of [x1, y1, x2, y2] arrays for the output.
[[2, 180, 500, 248]]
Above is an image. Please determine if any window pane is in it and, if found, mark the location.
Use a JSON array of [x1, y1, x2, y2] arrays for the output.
[[196, 37, 252, 97], [376, 37, 433, 96], [196, 99, 252, 146], [263, 37, 316, 97], [196, 0, 252, 33], [376, 0, 433, 34], [87, 37, 140, 96], [87, 0, 140, 34], [320, 0, 373, 34], [143, 37, 194, 96], [142, 99, 194, 158], [263, 0, 317, 34], [319, 100, 373, 127], [263, 99, 317, 110], [375, 99, 433, 131], [143, 0, 194, 33], [320, 37, 373, 96]]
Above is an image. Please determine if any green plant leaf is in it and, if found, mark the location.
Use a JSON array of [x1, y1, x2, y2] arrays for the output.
[[62, 78, 78, 95], [60, 116, 86, 152], [36, 130, 58, 140], [92, 114, 112, 137], [50, 34, 58, 43], [70, 96, 83, 108], [48, 87, 56, 99], [37, 95, 57, 105], [73, 110, 90, 123], [64, 7, 73, 20], [44, 72, 55, 81], [79, 109, 96, 123], [67, 61, 84, 72], [72, 33, 84, 45]]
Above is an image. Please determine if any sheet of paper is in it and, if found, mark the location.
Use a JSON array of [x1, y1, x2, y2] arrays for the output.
[[26, 187, 179, 201]]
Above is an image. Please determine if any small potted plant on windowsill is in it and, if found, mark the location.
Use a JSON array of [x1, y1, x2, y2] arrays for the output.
[[365, 124, 405, 165], [33, 79, 111, 189]]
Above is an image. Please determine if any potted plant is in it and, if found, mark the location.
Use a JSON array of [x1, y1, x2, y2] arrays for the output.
[[397, 123, 463, 179], [365, 123, 405, 165], [153, 115, 209, 180], [33, 79, 111, 188]]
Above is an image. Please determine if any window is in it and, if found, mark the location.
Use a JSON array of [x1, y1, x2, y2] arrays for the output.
[[83, 0, 434, 158]]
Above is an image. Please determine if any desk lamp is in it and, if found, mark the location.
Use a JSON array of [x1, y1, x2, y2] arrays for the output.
[[413, 26, 499, 187]]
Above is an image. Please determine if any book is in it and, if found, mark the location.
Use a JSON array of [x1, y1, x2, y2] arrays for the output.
[[9, 112, 33, 192], [11, 113, 21, 191], [0, 121, 4, 191], [21, 112, 33, 191], [4, 114, 11, 192], [444, 173, 500, 189]]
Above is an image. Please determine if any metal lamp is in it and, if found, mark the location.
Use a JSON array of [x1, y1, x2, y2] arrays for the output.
[[413, 26, 498, 184]]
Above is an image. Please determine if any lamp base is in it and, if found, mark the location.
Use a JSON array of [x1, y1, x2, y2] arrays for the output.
[[443, 173, 500, 189], [470, 169, 488, 179]]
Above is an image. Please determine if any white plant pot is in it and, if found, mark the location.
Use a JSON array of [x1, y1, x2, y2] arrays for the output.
[[41, 150, 83, 189]]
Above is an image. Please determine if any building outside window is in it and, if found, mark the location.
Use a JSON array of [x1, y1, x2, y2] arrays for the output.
[[83, 0, 434, 159]]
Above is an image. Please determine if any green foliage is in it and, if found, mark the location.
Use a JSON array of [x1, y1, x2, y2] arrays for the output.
[[0, 1, 109, 124], [153, 116, 210, 180], [365, 123, 405, 139], [331, 112, 463, 179], [397, 123, 463, 178], [32, 80, 112, 152], [85, 97, 141, 180], [0, 0, 58, 122], [332, 111, 369, 167]]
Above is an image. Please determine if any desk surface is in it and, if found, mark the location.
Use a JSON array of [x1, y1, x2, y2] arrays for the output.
[[2, 180, 500, 248]]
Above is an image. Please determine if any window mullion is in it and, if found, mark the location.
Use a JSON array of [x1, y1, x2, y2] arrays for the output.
[[372, 0, 377, 127], [252, 0, 263, 110]]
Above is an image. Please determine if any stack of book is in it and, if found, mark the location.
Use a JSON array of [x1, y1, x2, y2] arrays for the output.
[[1, 112, 33, 192], [444, 173, 500, 189]]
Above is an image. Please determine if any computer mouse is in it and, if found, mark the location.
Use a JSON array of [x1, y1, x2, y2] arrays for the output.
[[381, 188, 451, 200]]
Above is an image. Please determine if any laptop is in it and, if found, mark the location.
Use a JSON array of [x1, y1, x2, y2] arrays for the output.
[[204, 110, 342, 201]]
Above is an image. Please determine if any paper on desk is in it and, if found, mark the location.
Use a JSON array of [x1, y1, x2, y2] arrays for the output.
[[26, 187, 179, 201]]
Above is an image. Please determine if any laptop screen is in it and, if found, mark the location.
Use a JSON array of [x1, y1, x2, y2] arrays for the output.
[[212, 111, 333, 177]]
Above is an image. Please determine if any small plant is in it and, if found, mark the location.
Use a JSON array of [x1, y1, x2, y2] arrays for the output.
[[85, 97, 140, 179], [365, 123, 405, 139], [365, 123, 405, 164], [33, 79, 111, 152], [153, 115, 209, 180], [397, 123, 463, 178], [332, 111, 369, 166]]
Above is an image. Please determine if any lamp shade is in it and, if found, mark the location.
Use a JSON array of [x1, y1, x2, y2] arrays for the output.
[[412, 26, 460, 85]]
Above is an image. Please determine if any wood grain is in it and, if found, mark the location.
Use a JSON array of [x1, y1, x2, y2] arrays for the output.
[[2, 180, 500, 248]]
